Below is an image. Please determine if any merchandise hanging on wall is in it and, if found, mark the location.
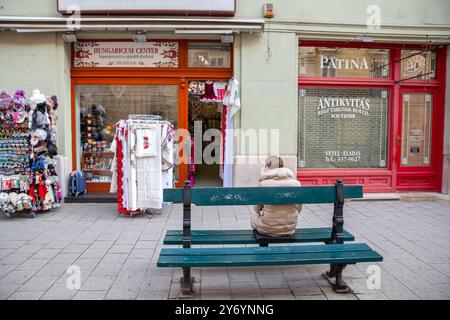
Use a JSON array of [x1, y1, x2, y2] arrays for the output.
[[110, 115, 174, 216], [0, 89, 62, 218], [221, 77, 241, 187]]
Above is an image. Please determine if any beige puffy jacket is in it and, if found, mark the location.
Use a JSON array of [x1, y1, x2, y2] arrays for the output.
[[251, 167, 302, 237]]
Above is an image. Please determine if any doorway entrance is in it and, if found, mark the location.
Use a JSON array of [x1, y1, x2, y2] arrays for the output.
[[187, 80, 227, 187], [396, 90, 440, 190]]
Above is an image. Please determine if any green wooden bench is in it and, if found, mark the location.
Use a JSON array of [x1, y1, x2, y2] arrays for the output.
[[158, 180, 383, 296]]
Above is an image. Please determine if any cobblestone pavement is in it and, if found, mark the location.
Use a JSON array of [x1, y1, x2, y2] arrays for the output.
[[0, 200, 449, 300]]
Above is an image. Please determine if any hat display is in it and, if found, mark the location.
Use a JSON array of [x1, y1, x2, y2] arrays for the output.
[[1, 89, 61, 217], [29, 89, 46, 110]]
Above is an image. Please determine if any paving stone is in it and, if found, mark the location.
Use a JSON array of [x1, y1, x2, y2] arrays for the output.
[[261, 288, 295, 300], [7, 291, 45, 300], [51, 253, 81, 265], [41, 287, 78, 300], [320, 286, 358, 300], [289, 280, 323, 296], [229, 281, 262, 298], [1, 253, 33, 265], [257, 275, 289, 289], [356, 293, 389, 300], [73, 290, 107, 300], [18, 275, 59, 292], [140, 276, 173, 291], [0, 264, 17, 278], [91, 263, 123, 277], [108, 244, 134, 254], [0, 270, 36, 285], [128, 248, 155, 259], [200, 289, 232, 300], [381, 283, 421, 300], [61, 244, 90, 254], [79, 248, 109, 259], [0, 283, 21, 299], [295, 294, 327, 300], [15, 258, 49, 271], [200, 276, 230, 290], [34, 263, 68, 277], [80, 275, 115, 291], [137, 290, 170, 300], [135, 241, 158, 249], [89, 240, 115, 249], [14, 245, 45, 255]]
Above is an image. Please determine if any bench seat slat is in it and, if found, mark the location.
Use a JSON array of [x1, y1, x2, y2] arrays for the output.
[[163, 228, 355, 245], [160, 243, 371, 256], [157, 245, 383, 268]]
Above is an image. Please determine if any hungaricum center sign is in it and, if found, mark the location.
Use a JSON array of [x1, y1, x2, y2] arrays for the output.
[[57, 0, 236, 16], [73, 41, 179, 68]]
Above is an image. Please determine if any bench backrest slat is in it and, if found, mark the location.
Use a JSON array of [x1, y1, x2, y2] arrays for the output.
[[163, 185, 363, 206]]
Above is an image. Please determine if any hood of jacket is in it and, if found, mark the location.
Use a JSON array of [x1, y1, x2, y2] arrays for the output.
[[259, 167, 295, 182]]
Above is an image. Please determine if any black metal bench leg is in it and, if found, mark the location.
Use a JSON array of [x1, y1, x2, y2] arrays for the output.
[[322, 180, 351, 293], [179, 181, 194, 297], [323, 263, 350, 293], [181, 267, 194, 296]]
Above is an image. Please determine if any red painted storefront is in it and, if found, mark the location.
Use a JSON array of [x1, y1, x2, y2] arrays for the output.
[[297, 41, 447, 193]]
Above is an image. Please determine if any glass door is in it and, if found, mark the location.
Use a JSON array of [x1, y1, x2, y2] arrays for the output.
[[399, 92, 433, 168], [396, 90, 439, 190]]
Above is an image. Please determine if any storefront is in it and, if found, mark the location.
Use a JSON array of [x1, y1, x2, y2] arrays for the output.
[[297, 41, 447, 192], [71, 40, 234, 192]]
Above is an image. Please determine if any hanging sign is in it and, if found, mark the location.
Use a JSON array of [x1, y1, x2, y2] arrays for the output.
[[402, 54, 426, 78], [73, 41, 179, 68], [58, 0, 236, 16]]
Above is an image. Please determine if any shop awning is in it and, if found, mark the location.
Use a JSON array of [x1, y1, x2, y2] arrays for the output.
[[0, 16, 265, 34]]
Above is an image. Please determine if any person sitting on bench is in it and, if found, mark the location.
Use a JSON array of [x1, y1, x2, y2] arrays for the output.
[[251, 156, 302, 237]]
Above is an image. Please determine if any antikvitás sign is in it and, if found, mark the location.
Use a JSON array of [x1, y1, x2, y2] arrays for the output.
[[74, 41, 178, 68]]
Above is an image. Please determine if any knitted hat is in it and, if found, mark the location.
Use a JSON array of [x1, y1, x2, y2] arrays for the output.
[[29, 89, 46, 110], [0, 192, 8, 204], [47, 142, 58, 156], [31, 156, 46, 170], [92, 104, 106, 116], [18, 193, 32, 210], [30, 128, 48, 146], [0, 90, 12, 111], [51, 95, 58, 110], [8, 192, 18, 208], [13, 89, 26, 108], [32, 110, 50, 128]]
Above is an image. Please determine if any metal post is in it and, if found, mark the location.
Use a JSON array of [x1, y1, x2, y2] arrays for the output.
[[181, 180, 194, 296]]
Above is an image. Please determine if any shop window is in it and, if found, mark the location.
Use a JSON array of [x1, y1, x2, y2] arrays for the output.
[[76, 84, 178, 183], [298, 87, 389, 169], [298, 47, 390, 78], [401, 93, 432, 167], [188, 43, 231, 68], [400, 50, 436, 81]]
